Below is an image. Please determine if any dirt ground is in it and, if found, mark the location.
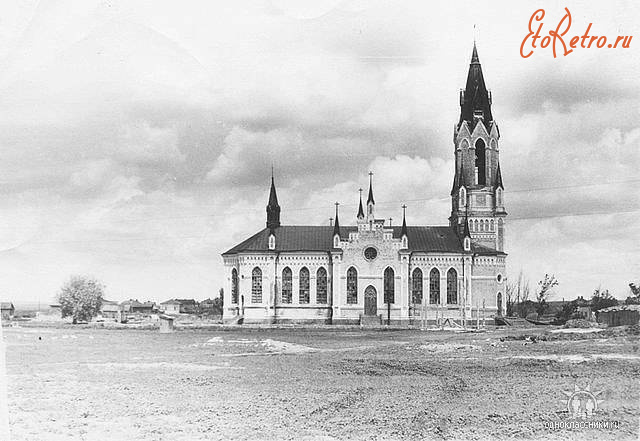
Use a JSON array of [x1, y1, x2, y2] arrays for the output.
[[4, 325, 639, 440]]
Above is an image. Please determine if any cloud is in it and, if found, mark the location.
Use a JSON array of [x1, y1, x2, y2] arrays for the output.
[[0, 1, 638, 303]]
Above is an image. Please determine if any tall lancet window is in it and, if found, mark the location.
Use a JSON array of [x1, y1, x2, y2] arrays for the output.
[[447, 268, 458, 304], [251, 267, 262, 304], [299, 267, 310, 304], [459, 186, 466, 208], [384, 267, 394, 304], [429, 268, 440, 304], [231, 268, 239, 304], [281, 267, 292, 304], [316, 268, 327, 304], [347, 267, 358, 304], [411, 268, 423, 304], [475, 138, 486, 185]]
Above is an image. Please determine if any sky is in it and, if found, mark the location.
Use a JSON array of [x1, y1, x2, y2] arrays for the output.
[[0, 0, 638, 304]]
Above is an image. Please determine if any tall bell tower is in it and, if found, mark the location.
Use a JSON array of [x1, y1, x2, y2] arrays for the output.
[[450, 43, 507, 251]]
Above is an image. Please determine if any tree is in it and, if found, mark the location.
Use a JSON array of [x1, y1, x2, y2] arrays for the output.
[[535, 274, 558, 316], [590, 287, 618, 312], [57, 276, 104, 324], [506, 281, 515, 317], [556, 299, 578, 322], [508, 270, 532, 318]]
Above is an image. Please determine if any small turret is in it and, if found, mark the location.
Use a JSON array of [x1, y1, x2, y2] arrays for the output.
[[366, 171, 375, 221], [333, 202, 341, 248], [357, 188, 365, 219], [266, 170, 281, 230], [462, 215, 471, 252], [400, 204, 408, 249]]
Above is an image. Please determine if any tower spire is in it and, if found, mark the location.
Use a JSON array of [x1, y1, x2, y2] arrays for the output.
[[357, 188, 364, 219], [459, 42, 492, 129], [401, 204, 407, 237], [333, 202, 341, 237], [367, 171, 375, 205], [266, 171, 281, 230]]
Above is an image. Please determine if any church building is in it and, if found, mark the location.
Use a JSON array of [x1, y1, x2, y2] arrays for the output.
[[222, 44, 507, 325]]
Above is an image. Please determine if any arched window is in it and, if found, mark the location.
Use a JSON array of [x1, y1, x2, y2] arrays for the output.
[[447, 268, 458, 304], [458, 186, 466, 208], [496, 188, 503, 206], [474, 219, 479, 231], [231, 268, 239, 304], [411, 268, 423, 304], [299, 267, 310, 304], [480, 219, 485, 232], [475, 138, 486, 185], [490, 219, 494, 232], [497, 292, 503, 316], [347, 267, 358, 304], [281, 267, 292, 304], [316, 268, 327, 304], [384, 267, 394, 304], [251, 267, 262, 303], [429, 268, 440, 304]]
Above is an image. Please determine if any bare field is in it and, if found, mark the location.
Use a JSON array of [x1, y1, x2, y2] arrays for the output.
[[4, 325, 639, 440]]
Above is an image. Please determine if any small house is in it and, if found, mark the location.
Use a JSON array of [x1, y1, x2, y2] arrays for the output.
[[1, 302, 15, 321], [175, 299, 198, 314], [575, 298, 593, 321], [120, 299, 156, 315], [160, 299, 182, 314], [100, 299, 122, 320], [596, 304, 640, 327]]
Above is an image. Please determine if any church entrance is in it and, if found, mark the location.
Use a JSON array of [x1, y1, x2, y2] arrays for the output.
[[364, 285, 377, 316]]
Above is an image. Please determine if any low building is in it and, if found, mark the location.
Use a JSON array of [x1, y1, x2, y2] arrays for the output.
[[596, 304, 640, 327], [1, 302, 15, 321], [175, 299, 198, 314], [160, 299, 181, 314], [120, 299, 156, 314], [100, 299, 121, 319], [575, 298, 593, 321], [160, 299, 198, 314]]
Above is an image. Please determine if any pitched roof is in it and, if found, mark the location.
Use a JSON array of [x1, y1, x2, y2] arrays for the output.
[[120, 299, 154, 308], [0, 302, 14, 310], [223, 225, 505, 256]]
